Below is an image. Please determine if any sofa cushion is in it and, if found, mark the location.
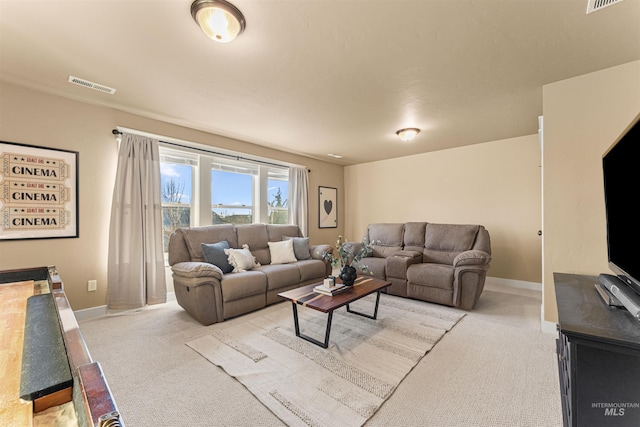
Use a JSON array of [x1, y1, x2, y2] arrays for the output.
[[268, 240, 297, 264], [201, 241, 234, 274], [424, 223, 479, 251], [423, 249, 459, 265], [283, 236, 312, 260], [220, 271, 267, 302], [367, 223, 404, 258], [266, 224, 302, 242], [256, 264, 301, 291], [295, 259, 328, 282], [225, 244, 261, 272], [403, 222, 427, 252], [236, 224, 270, 265], [407, 263, 455, 291], [421, 224, 480, 265], [180, 224, 237, 262]]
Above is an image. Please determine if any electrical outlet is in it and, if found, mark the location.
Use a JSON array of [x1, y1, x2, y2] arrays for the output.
[[88, 280, 97, 292]]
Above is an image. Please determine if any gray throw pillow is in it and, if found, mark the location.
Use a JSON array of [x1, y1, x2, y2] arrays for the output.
[[201, 241, 233, 274], [283, 236, 311, 260]]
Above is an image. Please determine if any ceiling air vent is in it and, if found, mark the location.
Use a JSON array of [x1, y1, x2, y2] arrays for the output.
[[67, 76, 116, 94], [586, 0, 624, 14]]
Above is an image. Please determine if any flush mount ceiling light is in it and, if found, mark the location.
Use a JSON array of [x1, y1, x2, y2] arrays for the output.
[[191, 0, 246, 43], [396, 128, 420, 142]]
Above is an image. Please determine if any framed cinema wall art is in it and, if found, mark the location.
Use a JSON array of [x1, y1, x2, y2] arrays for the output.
[[0, 141, 79, 240]]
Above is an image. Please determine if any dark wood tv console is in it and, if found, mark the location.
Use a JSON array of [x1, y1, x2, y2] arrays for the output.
[[554, 272, 640, 427]]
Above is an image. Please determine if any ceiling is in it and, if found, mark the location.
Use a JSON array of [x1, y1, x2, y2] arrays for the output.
[[1, 1, 639, 166]]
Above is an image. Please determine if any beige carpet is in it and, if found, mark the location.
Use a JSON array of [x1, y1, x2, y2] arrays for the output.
[[78, 286, 563, 426], [186, 294, 465, 427]]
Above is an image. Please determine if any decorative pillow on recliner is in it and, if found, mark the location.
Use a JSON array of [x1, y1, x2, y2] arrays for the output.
[[201, 241, 234, 274], [282, 236, 312, 260], [268, 239, 297, 264], [225, 244, 261, 272]]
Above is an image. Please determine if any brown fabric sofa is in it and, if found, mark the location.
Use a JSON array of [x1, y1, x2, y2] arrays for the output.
[[350, 222, 491, 310], [168, 223, 332, 325]]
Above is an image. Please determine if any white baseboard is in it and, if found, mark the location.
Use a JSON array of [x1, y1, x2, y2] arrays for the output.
[[541, 313, 558, 334], [484, 276, 541, 294], [74, 291, 176, 322], [74, 304, 108, 322], [484, 277, 557, 334]]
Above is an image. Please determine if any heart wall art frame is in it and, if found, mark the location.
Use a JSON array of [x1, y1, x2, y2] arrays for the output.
[[318, 186, 337, 228]]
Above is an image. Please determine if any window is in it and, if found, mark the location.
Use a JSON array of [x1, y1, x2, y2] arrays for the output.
[[160, 150, 196, 252], [268, 169, 289, 224], [159, 143, 290, 252], [211, 161, 256, 224]]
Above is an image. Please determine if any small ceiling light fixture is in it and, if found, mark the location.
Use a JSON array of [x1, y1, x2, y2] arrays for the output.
[[328, 153, 343, 159], [396, 128, 420, 142], [191, 0, 246, 43]]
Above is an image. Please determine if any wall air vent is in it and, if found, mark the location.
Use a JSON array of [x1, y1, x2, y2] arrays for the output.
[[67, 76, 116, 94], [586, 0, 624, 14]]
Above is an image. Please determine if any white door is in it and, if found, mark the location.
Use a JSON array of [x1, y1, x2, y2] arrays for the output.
[[538, 115, 545, 330]]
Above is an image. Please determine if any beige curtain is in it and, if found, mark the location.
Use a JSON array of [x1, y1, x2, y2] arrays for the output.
[[288, 167, 309, 236], [107, 133, 166, 309]]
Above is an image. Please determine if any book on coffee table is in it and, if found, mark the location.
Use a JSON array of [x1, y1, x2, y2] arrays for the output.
[[313, 283, 349, 296]]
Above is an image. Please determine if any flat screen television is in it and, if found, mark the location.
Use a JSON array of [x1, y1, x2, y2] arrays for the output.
[[602, 112, 640, 296]]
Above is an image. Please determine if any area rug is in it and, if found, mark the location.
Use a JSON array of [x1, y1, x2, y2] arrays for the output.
[[186, 293, 465, 427]]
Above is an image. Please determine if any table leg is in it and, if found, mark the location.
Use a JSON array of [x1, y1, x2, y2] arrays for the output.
[[290, 302, 333, 348], [346, 290, 382, 319], [291, 302, 300, 337]]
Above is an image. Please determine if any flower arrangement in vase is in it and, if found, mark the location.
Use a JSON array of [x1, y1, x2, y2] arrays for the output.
[[322, 235, 375, 286]]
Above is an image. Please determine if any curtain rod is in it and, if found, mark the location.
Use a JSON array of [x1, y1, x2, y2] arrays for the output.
[[112, 129, 305, 171]]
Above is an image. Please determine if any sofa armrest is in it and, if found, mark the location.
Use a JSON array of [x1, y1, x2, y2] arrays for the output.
[[386, 251, 423, 280], [171, 261, 223, 282], [171, 264, 224, 325], [453, 250, 491, 267], [310, 244, 333, 260]]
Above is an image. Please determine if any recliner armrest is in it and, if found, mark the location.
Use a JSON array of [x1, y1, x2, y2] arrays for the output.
[[171, 262, 223, 281], [453, 250, 491, 267], [310, 244, 333, 260], [386, 251, 423, 279]]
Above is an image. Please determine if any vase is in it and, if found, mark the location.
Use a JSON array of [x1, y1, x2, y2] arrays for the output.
[[339, 265, 357, 286]]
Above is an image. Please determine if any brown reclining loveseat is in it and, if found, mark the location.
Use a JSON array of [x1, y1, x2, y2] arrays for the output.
[[350, 222, 491, 310]]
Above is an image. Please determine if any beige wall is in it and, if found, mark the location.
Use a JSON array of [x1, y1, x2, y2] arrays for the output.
[[344, 134, 542, 283], [4, 60, 636, 314], [0, 82, 345, 310], [542, 60, 640, 323]]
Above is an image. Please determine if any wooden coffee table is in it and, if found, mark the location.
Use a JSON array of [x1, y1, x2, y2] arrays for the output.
[[278, 276, 391, 348]]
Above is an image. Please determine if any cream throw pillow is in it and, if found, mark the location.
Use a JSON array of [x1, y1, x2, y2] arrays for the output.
[[225, 244, 260, 272], [268, 239, 297, 265]]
